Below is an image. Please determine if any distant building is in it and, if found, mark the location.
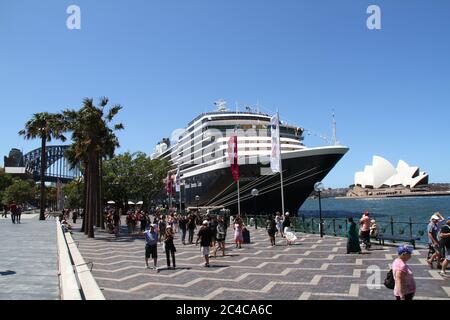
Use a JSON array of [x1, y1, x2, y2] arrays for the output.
[[4, 148, 32, 177], [4, 148, 24, 167], [354, 156, 428, 189]]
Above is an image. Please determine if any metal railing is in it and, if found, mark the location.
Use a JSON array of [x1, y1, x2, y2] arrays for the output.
[[242, 214, 430, 244]]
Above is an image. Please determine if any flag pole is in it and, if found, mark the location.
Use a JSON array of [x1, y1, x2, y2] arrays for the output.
[[179, 189, 182, 214], [278, 111, 285, 215], [237, 179, 241, 217]]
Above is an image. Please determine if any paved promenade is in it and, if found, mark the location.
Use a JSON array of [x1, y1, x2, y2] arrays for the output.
[[72, 221, 450, 300], [0, 214, 59, 300]]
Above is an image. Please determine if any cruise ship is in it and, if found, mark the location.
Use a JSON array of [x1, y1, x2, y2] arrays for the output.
[[152, 101, 349, 215]]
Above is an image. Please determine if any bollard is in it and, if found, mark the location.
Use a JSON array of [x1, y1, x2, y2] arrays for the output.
[[255, 218, 258, 230]]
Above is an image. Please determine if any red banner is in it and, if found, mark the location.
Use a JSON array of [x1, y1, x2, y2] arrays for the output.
[[228, 136, 239, 182], [166, 173, 174, 195]]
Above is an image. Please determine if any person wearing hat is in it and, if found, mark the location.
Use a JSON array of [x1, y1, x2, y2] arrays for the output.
[[196, 220, 213, 267], [427, 214, 442, 269], [144, 224, 159, 270], [438, 217, 450, 276], [282, 212, 292, 236], [392, 245, 416, 300]]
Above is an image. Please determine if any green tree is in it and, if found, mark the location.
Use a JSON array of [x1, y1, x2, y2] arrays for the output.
[[2, 178, 35, 205], [0, 168, 13, 207], [19, 113, 66, 220], [62, 98, 123, 238], [102, 152, 170, 211], [63, 179, 84, 210]]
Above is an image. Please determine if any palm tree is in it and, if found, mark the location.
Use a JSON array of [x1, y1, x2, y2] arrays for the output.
[[63, 98, 123, 238], [19, 113, 66, 220]]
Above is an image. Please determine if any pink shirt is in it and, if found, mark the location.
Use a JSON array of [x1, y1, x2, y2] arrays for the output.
[[360, 216, 370, 232], [392, 258, 416, 297]]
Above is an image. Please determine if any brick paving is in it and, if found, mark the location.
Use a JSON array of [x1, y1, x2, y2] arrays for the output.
[[72, 219, 450, 300]]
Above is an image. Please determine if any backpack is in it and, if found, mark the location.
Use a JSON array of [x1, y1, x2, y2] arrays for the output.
[[384, 269, 395, 290]]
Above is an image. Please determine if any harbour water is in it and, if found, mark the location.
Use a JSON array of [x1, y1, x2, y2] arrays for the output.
[[297, 195, 450, 244]]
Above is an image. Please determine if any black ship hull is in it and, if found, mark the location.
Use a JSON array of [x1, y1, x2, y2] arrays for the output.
[[180, 147, 348, 216]]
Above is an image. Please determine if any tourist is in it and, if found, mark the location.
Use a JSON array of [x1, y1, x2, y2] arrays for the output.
[[173, 214, 179, 233], [187, 213, 197, 244], [2, 205, 8, 218], [427, 214, 442, 269], [234, 217, 244, 249], [158, 215, 167, 242], [72, 210, 78, 224], [164, 226, 177, 269], [284, 224, 297, 246], [266, 215, 277, 246], [196, 220, 213, 267], [140, 211, 147, 233], [209, 216, 218, 248], [10, 202, 17, 224], [179, 215, 187, 245], [347, 217, 362, 254], [370, 218, 379, 238], [359, 211, 371, 249], [113, 211, 121, 237], [126, 212, 134, 235], [438, 217, 450, 276], [282, 212, 292, 232], [144, 224, 159, 270], [392, 245, 416, 300], [16, 205, 22, 224], [275, 212, 284, 237], [213, 215, 226, 257]]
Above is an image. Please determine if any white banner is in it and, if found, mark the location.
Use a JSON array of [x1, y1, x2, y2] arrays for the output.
[[175, 167, 181, 192], [270, 113, 281, 173]]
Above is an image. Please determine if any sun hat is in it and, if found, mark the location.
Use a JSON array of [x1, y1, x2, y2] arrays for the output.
[[203, 220, 209, 225], [397, 245, 413, 255], [285, 212, 290, 216], [431, 214, 441, 221], [150, 224, 156, 228]]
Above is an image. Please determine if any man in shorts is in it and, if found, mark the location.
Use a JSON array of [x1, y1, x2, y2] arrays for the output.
[[144, 224, 159, 270], [427, 214, 442, 269], [439, 217, 450, 276], [196, 220, 212, 267]]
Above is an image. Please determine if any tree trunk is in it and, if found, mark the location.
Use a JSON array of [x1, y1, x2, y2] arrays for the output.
[[40, 137, 46, 220], [97, 157, 103, 229], [87, 151, 99, 238], [82, 161, 89, 234]]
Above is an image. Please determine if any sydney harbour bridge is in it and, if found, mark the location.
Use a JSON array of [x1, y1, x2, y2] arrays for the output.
[[4, 145, 82, 183]]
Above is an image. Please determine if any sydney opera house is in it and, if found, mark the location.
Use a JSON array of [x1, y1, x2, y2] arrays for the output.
[[346, 156, 429, 198], [354, 156, 429, 189]]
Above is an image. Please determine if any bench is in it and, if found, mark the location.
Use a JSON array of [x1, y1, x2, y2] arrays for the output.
[[376, 234, 421, 249]]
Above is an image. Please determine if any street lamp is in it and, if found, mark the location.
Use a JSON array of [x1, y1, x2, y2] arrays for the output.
[[195, 195, 200, 212], [314, 182, 325, 238]]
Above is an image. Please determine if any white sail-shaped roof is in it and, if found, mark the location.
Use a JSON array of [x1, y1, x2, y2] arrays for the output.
[[355, 156, 428, 188]]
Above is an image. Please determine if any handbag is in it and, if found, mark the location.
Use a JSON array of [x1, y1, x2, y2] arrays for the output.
[[384, 269, 395, 289]]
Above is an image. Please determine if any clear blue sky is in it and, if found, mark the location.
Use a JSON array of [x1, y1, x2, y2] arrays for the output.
[[1, 0, 449, 188]]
